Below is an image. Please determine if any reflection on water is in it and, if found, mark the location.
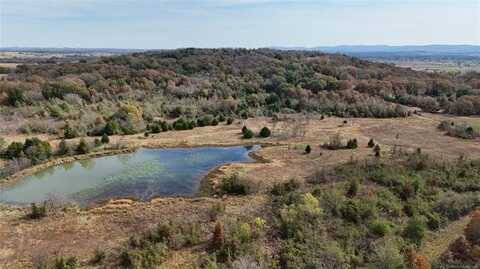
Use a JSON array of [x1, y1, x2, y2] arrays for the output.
[[0, 145, 259, 206]]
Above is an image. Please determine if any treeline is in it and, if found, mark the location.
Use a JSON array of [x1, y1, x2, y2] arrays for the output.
[[0, 49, 479, 136]]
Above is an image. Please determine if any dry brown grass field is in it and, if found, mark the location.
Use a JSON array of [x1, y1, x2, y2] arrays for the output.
[[1, 113, 480, 268]]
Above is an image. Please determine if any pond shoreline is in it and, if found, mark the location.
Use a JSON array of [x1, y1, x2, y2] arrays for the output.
[[0, 141, 274, 208]]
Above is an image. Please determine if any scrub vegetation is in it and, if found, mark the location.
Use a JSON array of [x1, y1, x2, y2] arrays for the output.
[[1, 49, 480, 268]]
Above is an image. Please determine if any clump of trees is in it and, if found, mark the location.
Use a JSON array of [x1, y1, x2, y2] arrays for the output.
[[219, 174, 249, 195], [3, 137, 52, 164], [5, 48, 478, 141], [438, 120, 479, 139], [322, 134, 358, 150]]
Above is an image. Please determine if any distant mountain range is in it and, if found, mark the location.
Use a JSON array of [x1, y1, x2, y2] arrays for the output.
[[0, 47, 145, 54], [272, 45, 480, 60], [2, 45, 480, 60]]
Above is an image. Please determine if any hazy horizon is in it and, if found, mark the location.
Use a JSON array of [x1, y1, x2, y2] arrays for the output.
[[1, 0, 479, 49]]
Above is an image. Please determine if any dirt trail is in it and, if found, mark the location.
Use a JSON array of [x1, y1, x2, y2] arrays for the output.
[[420, 215, 472, 262]]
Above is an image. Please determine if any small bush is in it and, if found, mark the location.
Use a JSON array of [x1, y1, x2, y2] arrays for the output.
[[271, 179, 300, 196], [53, 256, 77, 269], [76, 139, 90, 154], [369, 219, 391, 237], [4, 141, 24, 159], [197, 115, 215, 127], [368, 138, 375, 148], [103, 120, 120, 135], [259, 127, 271, 138], [241, 126, 248, 134], [372, 239, 405, 269], [220, 174, 249, 195], [101, 133, 110, 144], [346, 178, 359, 197], [346, 138, 358, 149], [6, 88, 25, 106], [28, 202, 47, 219], [322, 133, 344, 150], [209, 203, 226, 222], [57, 139, 71, 156], [403, 217, 427, 246], [226, 117, 234, 125], [305, 145, 311, 154], [210, 222, 225, 251], [242, 128, 254, 139], [90, 249, 106, 265], [63, 124, 78, 139], [374, 144, 381, 157], [119, 242, 168, 269]]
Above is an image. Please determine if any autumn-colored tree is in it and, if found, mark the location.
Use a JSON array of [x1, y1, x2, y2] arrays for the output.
[[210, 222, 225, 251], [465, 210, 480, 246], [446, 236, 473, 262], [405, 247, 431, 269]]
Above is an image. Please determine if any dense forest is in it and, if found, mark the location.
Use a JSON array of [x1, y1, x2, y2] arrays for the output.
[[1, 49, 479, 138]]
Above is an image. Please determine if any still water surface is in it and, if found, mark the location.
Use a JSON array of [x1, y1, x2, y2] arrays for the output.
[[0, 145, 258, 205]]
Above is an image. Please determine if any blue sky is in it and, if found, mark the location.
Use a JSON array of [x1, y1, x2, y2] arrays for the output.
[[1, 0, 479, 48]]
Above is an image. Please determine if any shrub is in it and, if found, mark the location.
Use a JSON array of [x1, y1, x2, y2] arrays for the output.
[[90, 249, 106, 265], [278, 193, 323, 240], [23, 138, 53, 164], [0, 137, 5, 149], [76, 139, 90, 154], [63, 124, 78, 139], [403, 217, 427, 246], [103, 120, 120, 135], [28, 202, 47, 219], [7, 88, 25, 106], [369, 219, 391, 237], [119, 242, 168, 269], [404, 247, 432, 269], [220, 174, 249, 195], [271, 179, 300, 196], [346, 138, 358, 149], [368, 138, 375, 148], [242, 128, 254, 139], [101, 133, 110, 144], [52, 256, 77, 269], [372, 239, 405, 269], [209, 203, 226, 222], [226, 117, 234, 125], [465, 210, 480, 246], [4, 141, 24, 159], [172, 118, 191, 130], [322, 133, 344, 150], [305, 145, 311, 154], [241, 126, 248, 134], [197, 115, 214, 127], [210, 222, 225, 251], [259, 127, 271, 138], [57, 139, 71, 156], [217, 114, 226, 122], [374, 144, 381, 157], [346, 178, 359, 197]]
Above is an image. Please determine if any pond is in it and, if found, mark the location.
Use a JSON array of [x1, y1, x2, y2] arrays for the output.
[[0, 145, 259, 206]]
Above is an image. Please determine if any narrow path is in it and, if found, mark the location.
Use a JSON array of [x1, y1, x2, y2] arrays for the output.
[[420, 215, 471, 262]]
